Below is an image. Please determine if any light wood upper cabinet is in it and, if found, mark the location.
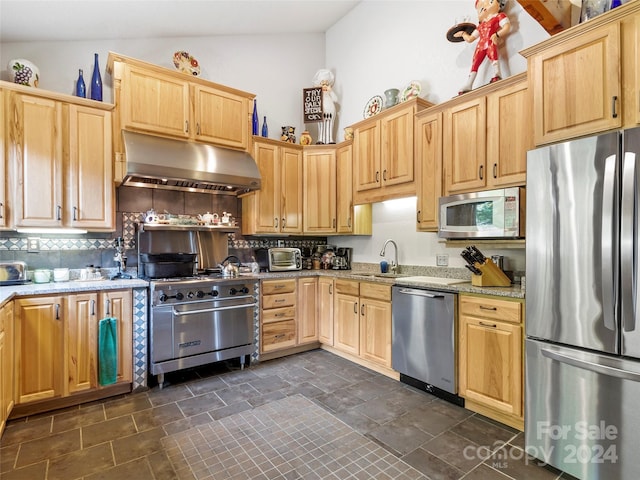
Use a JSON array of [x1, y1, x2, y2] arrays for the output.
[[241, 139, 302, 235], [415, 109, 443, 232], [458, 294, 524, 430], [443, 96, 487, 194], [193, 84, 249, 149], [14, 296, 65, 404], [521, 3, 640, 144], [0, 89, 7, 229], [303, 147, 336, 234], [352, 98, 431, 204], [336, 143, 354, 234], [6, 89, 114, 230]]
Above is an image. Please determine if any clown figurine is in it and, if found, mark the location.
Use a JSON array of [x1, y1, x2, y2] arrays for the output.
[[312, 69, 338, 144], [455, 0, 511, 94]]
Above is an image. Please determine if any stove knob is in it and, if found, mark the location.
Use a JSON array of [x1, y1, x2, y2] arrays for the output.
[[159, 293, 168, 302], [196, 290, 205, 298], [176, 292, 184, 301], [240, 287, 249, 294], [229, 287, 237, 295], [187, 291, 195, 299], [210, 290, 219, 297]]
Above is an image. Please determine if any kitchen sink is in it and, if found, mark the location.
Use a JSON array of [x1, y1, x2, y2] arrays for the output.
[[350, 272, 407, 279]]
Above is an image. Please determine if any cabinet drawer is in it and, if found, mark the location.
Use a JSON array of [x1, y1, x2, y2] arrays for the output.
[[360, 282, 391, 301], [460, 295, 522, 324], [262, 306, 295, 323], [262, 279, 296, 295], [262, 319, 296, 352], [262, 292, 296, 309], [335, 279, 359, 296]]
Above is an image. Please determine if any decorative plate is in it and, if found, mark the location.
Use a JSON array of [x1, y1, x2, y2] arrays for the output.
[[173, 51, 200, 76], [363, 95, 384, 119], [400, 81, 422, 102], [446, 22, 476, 42]]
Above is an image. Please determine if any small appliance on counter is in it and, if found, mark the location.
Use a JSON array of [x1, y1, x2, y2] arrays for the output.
[[0, 261, 30, 286], [333, 247, 352, 270]]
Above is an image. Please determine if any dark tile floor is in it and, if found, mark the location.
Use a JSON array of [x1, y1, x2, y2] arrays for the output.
[[0, 349, 575, 479]]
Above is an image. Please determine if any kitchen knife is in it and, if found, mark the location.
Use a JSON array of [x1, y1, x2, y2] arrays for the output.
[[470, 246, 486, 263], [465, 264, 482, 275]]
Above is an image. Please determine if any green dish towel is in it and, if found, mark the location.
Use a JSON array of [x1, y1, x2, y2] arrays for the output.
[[98, 317, 118, 386]]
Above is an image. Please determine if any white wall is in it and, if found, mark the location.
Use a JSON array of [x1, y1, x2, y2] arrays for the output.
[[325, 1, 550, 271], [1, 34, 325, 141]]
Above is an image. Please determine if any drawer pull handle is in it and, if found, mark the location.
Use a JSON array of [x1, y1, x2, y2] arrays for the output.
[[274, 299, 285, 303], [612, 96, 618, 118], [479, 321, 497, 328], [274, 285, 286, 289], [275, 312, 286, 317], [274, 333, 286, 339], [479, 305, 497, 311]]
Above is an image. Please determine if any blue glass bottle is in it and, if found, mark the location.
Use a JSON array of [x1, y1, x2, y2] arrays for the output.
[[76, 69, 86, 98], [90, 53, 102, 101], [252, 99, 259, 135], [261, 116, 268, 137]]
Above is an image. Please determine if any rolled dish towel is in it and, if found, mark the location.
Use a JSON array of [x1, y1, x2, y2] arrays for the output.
[[98, 317, 118, 386]]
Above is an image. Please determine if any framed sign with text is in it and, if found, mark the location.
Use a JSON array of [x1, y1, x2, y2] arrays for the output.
[[303, 87, 323, 123]]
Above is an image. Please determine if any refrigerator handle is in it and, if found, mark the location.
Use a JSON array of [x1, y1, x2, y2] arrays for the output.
[[602, 154, 618, 331], [542, 348, 640, 382], [621, 151, 638, 332]]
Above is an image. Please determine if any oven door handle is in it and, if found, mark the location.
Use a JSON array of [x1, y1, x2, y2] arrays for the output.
[[173, 302, 257, 316]]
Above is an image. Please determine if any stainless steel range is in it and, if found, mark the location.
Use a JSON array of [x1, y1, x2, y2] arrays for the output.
[[138, 227, 257, 387], [149, 276, 256, 386]]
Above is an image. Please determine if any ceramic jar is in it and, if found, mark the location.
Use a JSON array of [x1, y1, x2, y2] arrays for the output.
[[384, 88, 399, 108], [33, 269, 51, 283], [300, 130, 312, 145], [7, 59, 40, 87]]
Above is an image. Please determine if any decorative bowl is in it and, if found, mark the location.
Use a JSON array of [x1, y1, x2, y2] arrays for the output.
[[7, 58, 40, 87]]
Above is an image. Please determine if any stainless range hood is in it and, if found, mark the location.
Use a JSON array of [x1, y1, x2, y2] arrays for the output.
[[121, 130, 261, 195]]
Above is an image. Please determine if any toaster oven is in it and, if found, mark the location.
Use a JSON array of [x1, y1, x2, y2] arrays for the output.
[[267, 248, 302, 271]]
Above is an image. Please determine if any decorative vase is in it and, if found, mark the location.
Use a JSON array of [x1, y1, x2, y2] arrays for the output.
[[261, 116, 268, 137], [300, 130, 312, 145], [252, 100, 259, 135], [7, 58, 39, 87], [384, 88, 399, 108], [90, 53, 102, 101], [343, 127, 354, 141], [76, 69, 86, 98]]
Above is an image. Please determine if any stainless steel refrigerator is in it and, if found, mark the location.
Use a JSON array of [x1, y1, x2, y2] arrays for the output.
[[526, 127, 640, 480]]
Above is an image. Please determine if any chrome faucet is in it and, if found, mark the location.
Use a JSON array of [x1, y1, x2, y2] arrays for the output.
[[380, 239, 399, 274]]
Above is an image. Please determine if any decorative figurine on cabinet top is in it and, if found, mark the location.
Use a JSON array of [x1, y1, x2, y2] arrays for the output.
[[312, 69, 338, 144], [453, 0, 511, 94]]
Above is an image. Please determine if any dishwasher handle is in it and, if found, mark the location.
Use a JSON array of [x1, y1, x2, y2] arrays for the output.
[[396, 288, 445, 298]]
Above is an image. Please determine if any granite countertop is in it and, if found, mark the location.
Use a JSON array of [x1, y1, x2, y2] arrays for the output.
[[0, 278, 148, 308]]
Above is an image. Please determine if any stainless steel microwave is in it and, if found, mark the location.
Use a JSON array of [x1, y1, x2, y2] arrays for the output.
[[438, 187, 525, 239], [268, 248, 302, 271]]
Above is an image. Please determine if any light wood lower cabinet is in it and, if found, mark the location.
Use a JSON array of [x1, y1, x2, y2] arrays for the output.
[[14, 290, 133, 407], [0, 301, 14, 435], [261, 279, 297, 353], [297, 277, 318, 345], [458, 294, 524, 430], [318, 277, 334, 345], [333, 280, 392, 369]]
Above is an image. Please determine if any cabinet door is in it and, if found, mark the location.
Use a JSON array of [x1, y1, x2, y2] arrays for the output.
[[416, 110, 442, 232], [193, 85, 249, 150], [297, 277, 318, 345], [360, 298, 392, 368], [318, 277, 334, 345], [100, 290, 133, 384], [253, 141, 280, 233], [443, 97, 487, 194], [0, 302, 14, 435], [334, 293, 360, 356], [0, 90, 6, 229], [529, 22, 621, 145], [121, 64, 191, 138], [486, 79, 531, 187], [9, 94, 63, 227], [67, 105, 114, 230], [381, 107, 414, 187], [459, 315, 523, 417], [280, 146, 303, 234], [67, 292, 98, 394], [14, 296, 64, 404], [336, 144, 354, 233], [353, 120, 381, 192], [303, 149, 336, 234]]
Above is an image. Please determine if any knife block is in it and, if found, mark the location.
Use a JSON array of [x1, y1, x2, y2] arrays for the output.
[[471, 259, 512, 287]]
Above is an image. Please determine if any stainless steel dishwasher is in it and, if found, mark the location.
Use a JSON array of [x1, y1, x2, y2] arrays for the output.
[[392, 285, 462, 405]]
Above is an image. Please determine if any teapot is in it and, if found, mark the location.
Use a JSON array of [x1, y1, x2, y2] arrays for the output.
[[219, 255, 240, 277], [144, 208, 159, 223], [198, 212, 218, 224]]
